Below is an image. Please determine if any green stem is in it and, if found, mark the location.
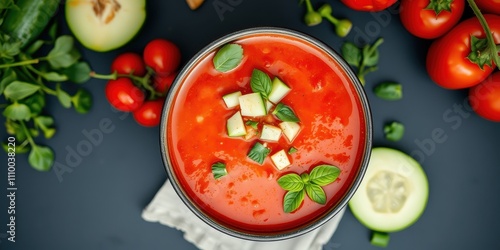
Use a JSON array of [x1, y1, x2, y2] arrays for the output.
[[324, 14, 338, 25], [304, 0, 314, 12], [0, 59, 39, 69], [19, 121, 36, 147], [466, 0, 500, 69], [24, 65, 57, 95]]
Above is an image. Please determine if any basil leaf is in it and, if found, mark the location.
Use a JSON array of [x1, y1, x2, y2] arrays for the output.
[[211, 162, 228, 179], [28, 145, 54, 171], [56, 84, 72, 108], [250, 69, 272, 99], [245, 120, 259, 129], [47, 36, 81, 69], [0, 68, 16, 94], [42, 72, 68, 82], [213, 43, 243, 72], [305, 183, 327, 205], [3, 81, 40, 101], [283, 190, 305, 213], [374, 82, 402, 101], [309, 165, 341, 186], [272, 103, 300, 122], [72, 88, 92, 114], [20, 93, 45, 116], [63, 61, 91, 84], [247, 142, 270, 165], [288, 147, 298, 154], [3, 103, 31, 121], [277, 173, 304, 192], [384, 121, 405, 142], [341, 42, 361, 68]]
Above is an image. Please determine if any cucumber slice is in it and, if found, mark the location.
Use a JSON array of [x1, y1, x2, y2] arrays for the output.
[[270, 149, 291, 170], [222, 91, 242, 109], [268, 77, 291, 104], [279, 121, 301, 143], [239, 93, 267, 117], [265, 100, 274, 113], [349, 147, 429, 233], [260, 124, 282, 142], [226, 111, 246, 137]]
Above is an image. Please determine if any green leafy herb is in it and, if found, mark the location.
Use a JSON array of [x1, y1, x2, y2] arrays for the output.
[[277, 173, 304, 192], [341, 42, 361, 68], [0, 68, 16, 94], [245, 120, 259, 129], [28, 145, 54, 172], [63, 61, 91, 83], [20, 93, 44, 116], [213, 43, 243, 72], [309, 165, 341, 186], [283, 189, 305, 213], [305, 183, 326, 204], [341, 38, 384, 85], [250, 69, 272, 99], [3, 81, 40, 101], [56, 84, 72, 108], [46, 36, 81, 69], [34, 116, 55, 139], [373, 82, 402, 101], [288, 147, 298, 154], [384, 121, 405, 142], [71, 88, 92, 114], [247, 142, 271, 164], [3, 102, 31, 121], [272, 103, 300, 122], [211, 162, 228, 179]]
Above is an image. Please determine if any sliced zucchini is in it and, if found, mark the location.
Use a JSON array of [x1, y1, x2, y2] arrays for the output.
[[239, 93, 267, 117], [222, 91, 242, 109], [270, 149, 291, 170], [266, 100, 274, 113], [268, 77, 291, 104], [349, 147, 429, 233], [279, 121, 301, 143], [226, 111, 246, 137], [260, 124, 282, 142]]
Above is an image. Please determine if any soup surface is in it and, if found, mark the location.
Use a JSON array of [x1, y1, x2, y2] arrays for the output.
[[167, 33, 367, 233]]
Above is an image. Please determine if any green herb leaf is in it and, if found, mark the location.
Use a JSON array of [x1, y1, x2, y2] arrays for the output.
[[211, 162, 228, 179], [341, 42, 361, 68], [5, 120, 26, 141], [247, 142, 270, 165], [3, 81, 40, 101], [19, 92, 45, 116], [71, 88, 92, 114], [47, 36, 81, 69], [0, 40, 21, 59], [56, 84, 72, 108], [309, 165, 341, 186], [272, 103, 300, 122], [48, 22, 58, 41], [0, 67, 16, 94], [213, 43, 243, 72], [2, 142, 30, 154], [300, 172, 310, 183], [250, 69, 272, 99], [305, 183, 327, 205], [467, 35, 493, 70], [0, 0, 17, 10], [42, 72, 68, 82], [3, 103, 31, 121], [277, 173, 304, 192], [283, 190, 305, 213], [245, 120, 259, 129], [34, 116, 56, 139], [384, 121, 405, 142], [28, 145, 54, 171], [25, 40, 45, 55], [373, 82, 403, 101], [63, 61, 91, 83], [288, 147, 298, 154], [362, 44, 379, 67]]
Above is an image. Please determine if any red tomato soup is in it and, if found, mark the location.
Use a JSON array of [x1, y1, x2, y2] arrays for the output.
[[166, 33, 367, 233]]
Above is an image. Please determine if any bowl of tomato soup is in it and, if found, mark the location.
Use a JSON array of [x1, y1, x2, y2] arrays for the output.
[[160, 27, 372, 240]]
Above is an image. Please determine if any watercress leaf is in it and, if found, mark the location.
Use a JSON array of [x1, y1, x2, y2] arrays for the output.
[[250, 69, 272, 98], [309, 165, 341, 186], [0, 67, 16, 94], [63, 61, 91, 83], [0, 40, 21, 59], [3, 81, 40, 101], [211, 162, 228, 179], [341, 42, 361, 68], [277, 173, 304, 192], [47, 36, 81, 69], [213, 43, 243, 72], [2, 142, 30, 154], [71, 88, 92, 114], [30, 128, 39, 137], [34, 116, 55, 136], [373, 82, 402, 101], [19, 92, 45, 116], [305, 183, 327, 205], [283, 190, 305, 213], [247, 142, 270, 165], [42, 72, 68, 82], [25, 40, 45, 55], [362, 45, 379, 67], [56, 84, 72, 108], [272, 103, 300, 122], [384, 121, 405, 142], [28, 145, 54, 171], [3, 103, 31, 121], [5, 119, 26, 141]]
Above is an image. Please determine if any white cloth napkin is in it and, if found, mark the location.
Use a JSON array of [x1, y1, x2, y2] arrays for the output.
[[142, 180, 345, 250]]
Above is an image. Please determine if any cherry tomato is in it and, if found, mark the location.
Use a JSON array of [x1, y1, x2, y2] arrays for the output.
[[469, 72, 500, 122], [111, 52, 146, 76], [340, 0, 397, 11], [475, 0, 500, 15], [133, 99, 165, 127], [400, 0, 464, 39], [426, 14, 500, 89], [143, 39, 181, 76], [154, 72, 177, 94], [105, 78, 145, 112]]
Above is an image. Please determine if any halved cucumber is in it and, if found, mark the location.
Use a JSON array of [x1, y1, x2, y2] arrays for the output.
[[349, 147, 428, 233]]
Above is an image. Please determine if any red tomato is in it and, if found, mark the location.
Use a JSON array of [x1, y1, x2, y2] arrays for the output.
[[111, 52, 146, 76], [105, 78, 145, 112], [154, 72, 177, 94], [475, 0, 500, 15], [340, 0, 397, 11], [143, 39, 181, 76], [469, 72, 500, 122], [426, 14, 500, 89], [133, 99, 165, 127], [400, 0, 464, 39]]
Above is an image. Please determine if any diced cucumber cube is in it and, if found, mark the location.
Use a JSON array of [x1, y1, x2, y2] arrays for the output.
[[239, 92, 267, 117], [268, 77, 291, 104], [260, 124, 282, 142], [266, 100, 274, 113], [279, 121, 301, 142], [227, 111, 246, 137], [271, 149, 291, 170], [222, 91, 242, 109]]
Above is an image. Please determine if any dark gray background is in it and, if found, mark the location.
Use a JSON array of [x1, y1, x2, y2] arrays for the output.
[[1, 0, 500, 249]]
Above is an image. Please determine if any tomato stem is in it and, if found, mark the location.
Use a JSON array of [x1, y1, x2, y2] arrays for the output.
[[466, 0, 500, 70]]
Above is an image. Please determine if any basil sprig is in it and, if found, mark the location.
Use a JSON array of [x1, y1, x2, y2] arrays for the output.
[[278, 165, 341, 213], [213, 43, 244, 72], [247, 142, 271, 165], [250, 69, 272, 99], [273, 103, 300, 122]]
